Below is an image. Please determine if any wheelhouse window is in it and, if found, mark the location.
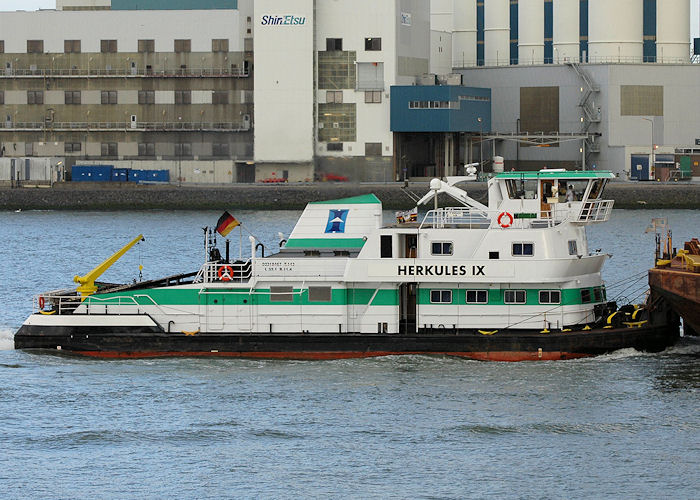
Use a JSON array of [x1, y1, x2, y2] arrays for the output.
[[539, 290, 561, 304], [270, 286, 294, 302], [504, 290, 527, 304], [512, 243, 534, 256], [308, 286, 332, 302], [568, 240, 578, 256], [466, 290, 488, 304], [593, 287, 603, 302], [430, 290, 452, 304], [431, 242, 453, 255], [581, 289, 592, 303]]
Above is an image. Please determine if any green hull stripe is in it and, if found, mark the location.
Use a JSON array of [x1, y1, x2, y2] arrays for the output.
[[284, 238, 366, 249], [90, 286, 602, 308]]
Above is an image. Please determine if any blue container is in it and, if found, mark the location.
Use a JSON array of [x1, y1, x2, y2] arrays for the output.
[[112, 168, 129, 182], [72, 165, 114, 182], [132, 169, 170, 184]]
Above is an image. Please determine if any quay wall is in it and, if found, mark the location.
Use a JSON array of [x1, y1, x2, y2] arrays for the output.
[[0, 182, 698, 211]]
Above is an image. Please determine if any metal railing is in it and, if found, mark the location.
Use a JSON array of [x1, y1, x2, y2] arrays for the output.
[[2, 121, 250, 132], [3, 67, 249, 78], [195, 260, 253, 284]]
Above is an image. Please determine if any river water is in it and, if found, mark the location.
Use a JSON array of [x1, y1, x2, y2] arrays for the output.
[[0, 208, 698, 499]]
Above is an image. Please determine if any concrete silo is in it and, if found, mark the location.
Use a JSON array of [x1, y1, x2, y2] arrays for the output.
[[453, 0, 477, 67], [552, 0, 580, 63], [588, 0, 643, 62], [518, 0, 545, 64], [656, 0, 690, 62], [484, 0, 511, 65]]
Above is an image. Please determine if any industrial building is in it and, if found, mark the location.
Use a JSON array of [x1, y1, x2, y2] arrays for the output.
[[0, 0, 699, 183]]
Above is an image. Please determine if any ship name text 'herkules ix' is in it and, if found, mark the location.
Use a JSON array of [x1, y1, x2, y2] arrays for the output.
[[15, 170, 680, 361]]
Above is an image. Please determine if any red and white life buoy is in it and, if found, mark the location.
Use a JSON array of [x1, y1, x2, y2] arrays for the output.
[[38, 296, 45, 309], [497, 211, 514, 228], [217, 265, 235, 282]]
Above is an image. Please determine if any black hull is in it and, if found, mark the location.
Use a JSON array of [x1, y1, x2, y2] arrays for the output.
[[14, 322, 680, 361]]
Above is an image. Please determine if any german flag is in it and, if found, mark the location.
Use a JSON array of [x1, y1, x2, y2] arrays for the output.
[[216, 211, 240, 237]]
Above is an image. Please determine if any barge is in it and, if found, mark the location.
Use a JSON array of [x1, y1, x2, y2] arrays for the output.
[[15, 170, 680, 361]]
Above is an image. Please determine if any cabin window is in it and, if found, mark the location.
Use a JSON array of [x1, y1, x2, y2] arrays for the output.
[[308, 287, 332, 302], [270, 286, 294, 302], [539, 290, 561, 304], [430, 290, 452, 304], [589, 179, 606, 199], [380, 235, 392, 258], [466, 290, 488, 304], [504, 290, 527, 304], [568, 240, 578, 256], [512, 242, 534, 256], [489, 251, 499, 260], [593, 287, 603, 302], [581, 289, 592, 303], [431, 242, 453, 255]]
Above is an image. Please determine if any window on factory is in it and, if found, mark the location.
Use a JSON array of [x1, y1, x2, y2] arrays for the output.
[[326, 38, 342, 51], [212, 91, 229, 104], [138, 91, 155, 105], [364, 37, 381, 51], [27, 40, 44, 54], [138, 143, 155, 157], [100, 39, 118, 53], [212, 143, 230, 157], [138, 39, 155, 53], [175, 90, 192, 104], [101, 91, 117, 104], [326, 142, 343, 151], [365, 91, 381, 103], [27, 91, 44, 105], [175, 143, 192, 156], [408, 101, 454, 109], [365, 142, 382, 156], [174, 39, 191, 53], [326, 91, 343, 103], [101, 143, 118, 156], [64, 142, 81, 153], [64, 91, 81, 105], [0, 40, 4, 53], [64, 40, 81, 53], [0, 91, 4, 105], [25, 142, 33, 156], [212, 39, 229, 52]]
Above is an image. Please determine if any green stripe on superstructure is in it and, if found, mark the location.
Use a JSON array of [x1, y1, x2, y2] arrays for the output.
[[419, 286, 605, 306], [308, 194, 381, 204], [283, 238, 366, 249]]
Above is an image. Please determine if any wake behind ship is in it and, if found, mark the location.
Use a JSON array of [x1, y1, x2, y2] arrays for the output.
[[15, 170, 679, 360]]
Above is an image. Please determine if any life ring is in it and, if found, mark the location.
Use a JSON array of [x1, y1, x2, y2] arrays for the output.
[[217, 265, 234, 282], [38, 296, 45, 309], [497, 211, 514, 228]]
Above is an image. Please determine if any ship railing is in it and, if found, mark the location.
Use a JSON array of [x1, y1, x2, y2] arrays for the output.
[[575, 199, 614, 223], [420, 208, 492, 229], [34, 293, 82, 315], [195, 260, 253, 284]]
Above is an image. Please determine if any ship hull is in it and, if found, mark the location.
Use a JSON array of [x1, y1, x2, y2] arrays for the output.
[[14, 320, 679, 362], [649, 268, 700, 335]]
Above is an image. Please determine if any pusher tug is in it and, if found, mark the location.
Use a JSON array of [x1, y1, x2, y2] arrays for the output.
[[15, 170, 680, 361]]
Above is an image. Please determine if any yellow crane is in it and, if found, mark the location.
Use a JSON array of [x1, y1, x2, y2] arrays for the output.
[[73, 234, 144, 299]]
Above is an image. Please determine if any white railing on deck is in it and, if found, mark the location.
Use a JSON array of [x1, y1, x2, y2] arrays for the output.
[[576, 199, 614, 223], [195, 260, 252, 284]]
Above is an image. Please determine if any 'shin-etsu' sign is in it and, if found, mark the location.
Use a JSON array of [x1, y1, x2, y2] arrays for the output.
[[261, 14, 306, 26]]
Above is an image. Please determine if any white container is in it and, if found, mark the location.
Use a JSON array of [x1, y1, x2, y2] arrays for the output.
[[493, 155, 505, 173]]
